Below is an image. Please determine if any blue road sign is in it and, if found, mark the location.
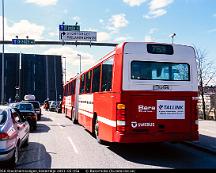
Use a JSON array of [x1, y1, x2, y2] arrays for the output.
[[59, 25, 80, 31], [59, 25, 65, 31], [12, 39, 35, 45]]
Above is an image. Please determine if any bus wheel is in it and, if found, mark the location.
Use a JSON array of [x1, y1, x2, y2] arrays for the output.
[[94, 116, 103, 144], [72, 109, 77, 124]]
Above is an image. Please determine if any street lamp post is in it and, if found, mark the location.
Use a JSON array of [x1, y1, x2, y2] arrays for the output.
[[77, 54, 81, 74], [62, 57, 66, 84], [1, 0, 5, 104], [170, 33, 176, 44]]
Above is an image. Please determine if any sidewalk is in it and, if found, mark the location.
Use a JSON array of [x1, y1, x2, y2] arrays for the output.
[[184, 120, 216, 154]]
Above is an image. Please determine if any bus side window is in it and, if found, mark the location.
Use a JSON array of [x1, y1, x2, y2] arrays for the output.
[[92, 65, 101, 93], [86, 71, 92, 93], [102, 58, 114, 92], [80, 74, 85, 94]]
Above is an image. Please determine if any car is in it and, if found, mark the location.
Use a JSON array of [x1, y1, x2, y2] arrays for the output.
[[0, 105, 30, 167], [15, 103, 37, 131], [49, 101, 57, 112], [22, 101, 41, 120]]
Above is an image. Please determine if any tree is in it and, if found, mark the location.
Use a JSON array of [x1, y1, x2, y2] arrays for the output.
[[195, 47, 216, 120]]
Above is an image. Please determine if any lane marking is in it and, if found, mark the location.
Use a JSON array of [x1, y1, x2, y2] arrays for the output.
[[67, 136, 78, 154], [57, 123, 64, 129]]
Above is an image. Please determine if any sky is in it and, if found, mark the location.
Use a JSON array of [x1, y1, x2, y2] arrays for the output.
[[0, 0, 216, 83]]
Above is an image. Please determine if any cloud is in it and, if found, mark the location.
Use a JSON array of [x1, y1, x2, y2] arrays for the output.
[[97, 32, 111, 42], [72, 16, 81, 22], [208, 28, 216, 33], [25, 0, 58, 6], [114, 36, 133, 43], [144, 35, 154, 42], [44, 47, 96, 79], [0, 17, 44, 40], [144, 28, 159, 42], [107, 13, 129, 32], [144, 0, 174, 19], [123, 0, 147, 7]]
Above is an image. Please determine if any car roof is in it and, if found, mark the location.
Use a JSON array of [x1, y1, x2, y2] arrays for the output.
[[18, 102, 33, 105]]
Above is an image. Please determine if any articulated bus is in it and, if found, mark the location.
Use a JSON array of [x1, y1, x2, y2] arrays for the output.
[[62, 42, 199, 143]]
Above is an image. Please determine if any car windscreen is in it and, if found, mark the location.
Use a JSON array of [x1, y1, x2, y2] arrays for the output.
[[18, 104, 34, 111], [29, 102, 40, 108], [0, 109, 7, 125]]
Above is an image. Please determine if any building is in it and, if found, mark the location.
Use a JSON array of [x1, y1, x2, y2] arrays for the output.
[[0, 53, 63, 103]]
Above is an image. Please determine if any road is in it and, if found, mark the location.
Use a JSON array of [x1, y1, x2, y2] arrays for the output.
[[15, 110, 216, 169]]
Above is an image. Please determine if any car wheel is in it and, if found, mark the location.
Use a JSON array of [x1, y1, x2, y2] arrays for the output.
[[22, 136, 29, 147], [37, 114, 41, 121], [33, 124, 37, 130], [9, 144, 19, 167]]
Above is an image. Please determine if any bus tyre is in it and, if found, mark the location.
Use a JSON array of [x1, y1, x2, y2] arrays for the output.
[[94, 116, 103, 144], [72, 110, 77, 124]]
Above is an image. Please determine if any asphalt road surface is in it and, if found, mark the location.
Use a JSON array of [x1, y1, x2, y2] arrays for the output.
[[14, 110, 216, 169]]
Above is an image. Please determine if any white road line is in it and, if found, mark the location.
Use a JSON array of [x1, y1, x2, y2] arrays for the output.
[[57, 123, 64, 129], [67, 136, 78, 154]]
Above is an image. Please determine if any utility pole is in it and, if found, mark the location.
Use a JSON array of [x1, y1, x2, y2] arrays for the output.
[[77, 54, 81, 74], [1, 0, 5, 104]]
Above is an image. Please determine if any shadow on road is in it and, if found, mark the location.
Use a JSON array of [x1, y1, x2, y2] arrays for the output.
[[31, 123, 51, 133], [0, 142, 52, 169], [107, 142, 216, 169], [17, 142, 52, 169], [40, 116, 53, 122]]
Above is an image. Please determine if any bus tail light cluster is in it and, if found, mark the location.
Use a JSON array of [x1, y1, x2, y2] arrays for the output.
[[116, 103, 126, 132]]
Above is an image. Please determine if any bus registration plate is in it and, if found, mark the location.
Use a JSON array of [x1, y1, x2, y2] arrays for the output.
[[153, 85, 170, 91]]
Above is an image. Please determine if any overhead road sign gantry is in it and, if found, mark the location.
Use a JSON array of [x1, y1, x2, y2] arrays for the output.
[[0, 40, 117, 47]]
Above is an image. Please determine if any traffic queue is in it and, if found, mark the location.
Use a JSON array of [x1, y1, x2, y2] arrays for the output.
[[0, 94, 41, 167]]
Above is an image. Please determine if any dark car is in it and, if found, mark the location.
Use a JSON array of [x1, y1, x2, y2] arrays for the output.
[[22, 101, 41, 120], [15, 103, 37, 131], [49, 101, 57, 112], [0, 106, 30, 167]]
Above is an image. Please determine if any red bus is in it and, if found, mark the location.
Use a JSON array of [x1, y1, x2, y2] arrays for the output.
[[62, 42, 199, 144]]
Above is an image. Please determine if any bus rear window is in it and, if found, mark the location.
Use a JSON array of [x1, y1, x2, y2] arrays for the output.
[[131, 61, 190, 81]]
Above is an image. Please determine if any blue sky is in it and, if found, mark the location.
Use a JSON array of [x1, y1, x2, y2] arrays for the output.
[[1, 0, 216, 83]]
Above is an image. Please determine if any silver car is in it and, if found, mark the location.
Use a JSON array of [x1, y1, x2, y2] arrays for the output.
[[0, 105, 30, 167]]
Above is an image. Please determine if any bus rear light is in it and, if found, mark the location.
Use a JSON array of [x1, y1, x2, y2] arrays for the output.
[[117, 104, 125, 110], [117, 114, 126, 121], [0, 133, 9, 140], [117, 126, 126, 132], [117, 109, 125, 115], [117, 120, 126, 126]]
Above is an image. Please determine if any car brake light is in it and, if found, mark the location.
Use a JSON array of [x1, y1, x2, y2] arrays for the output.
[[0, 133, 9, 140], [116, 103, 126, 132]]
